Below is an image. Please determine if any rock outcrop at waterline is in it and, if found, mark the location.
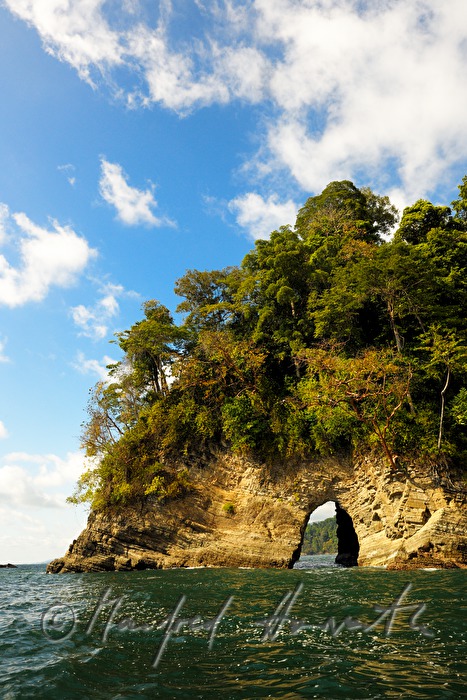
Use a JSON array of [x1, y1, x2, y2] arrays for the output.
[[47, 452, 467, 573]]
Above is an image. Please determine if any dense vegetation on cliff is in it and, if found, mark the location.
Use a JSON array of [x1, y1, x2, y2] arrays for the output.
[[72, 178, 467, 510], [301, 517, 338, 555]]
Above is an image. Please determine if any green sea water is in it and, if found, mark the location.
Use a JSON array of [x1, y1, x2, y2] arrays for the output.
[[1, 557, 465, 699]]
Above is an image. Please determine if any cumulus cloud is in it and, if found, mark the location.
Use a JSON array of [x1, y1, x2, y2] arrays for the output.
[[0, 204, 96, 307], [257, 0, 467, 201], [0, 451, 89, 562], [3, 0, 123, 85], [0, 451, 85, 508], [73, 351, 115, 381], [71, 282, 126, 340], [126, 25, 229, 111], [4, 1, 467, 203], [0, 421, 8, 440], [99, 159, 174, 227], [229, 192, 297, 239]]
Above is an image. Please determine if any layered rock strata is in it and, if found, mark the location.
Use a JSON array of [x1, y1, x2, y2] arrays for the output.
[[47, 452, 466, 573]]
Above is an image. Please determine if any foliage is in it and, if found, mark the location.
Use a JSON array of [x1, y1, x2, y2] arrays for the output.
[[301, 517, 338, 555], [75, 177, 467, 511], [396, 200, 453, 245], [297, 347, 413, 466], [222, 502, 236, 515]]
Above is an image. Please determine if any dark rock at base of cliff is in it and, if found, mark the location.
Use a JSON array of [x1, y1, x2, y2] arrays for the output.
[[386, 553, 463, 570], [0, 563, 17, 568], [335, 552, 359, 567]]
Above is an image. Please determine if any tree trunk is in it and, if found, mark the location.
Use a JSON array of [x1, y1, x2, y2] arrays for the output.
[[371, 419, 397, 469], [387, 300, 403, 353], [438, 367, 450, 451], [387, 299, 415, 415]]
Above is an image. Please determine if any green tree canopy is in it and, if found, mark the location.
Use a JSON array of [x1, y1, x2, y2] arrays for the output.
[[74, 177, 467, 511]]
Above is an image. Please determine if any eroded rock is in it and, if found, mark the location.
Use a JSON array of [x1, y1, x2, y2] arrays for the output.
[[47, 452, 467, 573]]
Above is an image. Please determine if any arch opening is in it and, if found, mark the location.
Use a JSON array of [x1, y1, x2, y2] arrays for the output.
[[293, 500, 359, 568]]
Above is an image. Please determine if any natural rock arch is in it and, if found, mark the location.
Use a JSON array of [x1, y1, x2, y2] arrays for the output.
[[48, 452, 466, 573], [291, 501, 360, 568]]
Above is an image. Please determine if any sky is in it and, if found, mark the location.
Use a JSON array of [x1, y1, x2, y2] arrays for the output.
[[0, 0, 466, 564]]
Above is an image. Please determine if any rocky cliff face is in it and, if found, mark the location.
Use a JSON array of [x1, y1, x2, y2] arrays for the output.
[[47, 452, 466, 573]]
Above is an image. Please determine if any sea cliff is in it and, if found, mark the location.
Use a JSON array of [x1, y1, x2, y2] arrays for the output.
[[47, 452, 466, 573]]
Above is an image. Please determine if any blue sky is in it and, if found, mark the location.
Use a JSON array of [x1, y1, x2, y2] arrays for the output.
[[0, 0, 466, 563]]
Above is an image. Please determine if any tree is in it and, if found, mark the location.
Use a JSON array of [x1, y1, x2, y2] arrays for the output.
[[116, 300, 184, 397], [296, 180, 397, 244], [364, 241, 428, 354], [302, 517, 338, 555], [417, 227, 467, 334], [309, 238, 377, 346], [298, 346, 413, 468], [419, 327, 467, 450], [72, 175, 467, 512], [451, 175, 467, 229], [360, 187, 399, 238], [81, 381, 127, 458], [236, 225, 311, 364], [396, 200, 452, 245], [174, 268, 237, 332]]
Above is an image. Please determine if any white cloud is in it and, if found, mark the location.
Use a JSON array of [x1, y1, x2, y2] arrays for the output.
[[256, 0, 467, 201], [99, 159, 174, 227], [0, 337, 9, 363], [0, 203, 10, 245], [3, 0, 123, 85], [0, 421, 8, 440], [126, 25, 230, 111], [71, 282, 126, 340], [0, 504, 87, 563], [73, 351, 115, 381], [71, 304, 108, 340], [215, 44, 268, 103], [4, 1, 467, 204], [0, 451, 89, 563], [308, 500, 336, 524], [229, 192, 297, 239], [0, 451, 85, 508], [0, 204, 96, 307], [58, 163, 76, 186]]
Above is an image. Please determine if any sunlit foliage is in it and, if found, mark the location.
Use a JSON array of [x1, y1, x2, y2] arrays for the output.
[[73, 178, 467, 510]]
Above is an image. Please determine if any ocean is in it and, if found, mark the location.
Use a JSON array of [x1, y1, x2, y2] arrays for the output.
[[1, 556, 465, 699]]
